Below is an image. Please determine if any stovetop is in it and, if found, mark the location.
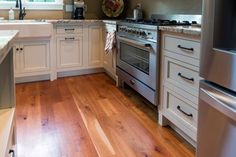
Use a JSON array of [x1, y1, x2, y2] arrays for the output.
[[122, 18, 194, 26], [117, 15, 202, 43]]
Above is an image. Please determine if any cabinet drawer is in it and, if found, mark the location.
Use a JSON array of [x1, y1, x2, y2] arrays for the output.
[[56, 26, 82, 34], [117, 68, 156, 105], [163, 87, 197, 140], [164, 56, 199, 97], [163, 35, 200, 59]]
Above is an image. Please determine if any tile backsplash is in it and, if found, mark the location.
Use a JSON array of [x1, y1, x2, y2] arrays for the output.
[[0, 0, 202, 20]]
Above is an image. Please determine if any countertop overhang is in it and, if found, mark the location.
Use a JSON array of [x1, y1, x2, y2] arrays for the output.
[[0, 30, 18, 64]]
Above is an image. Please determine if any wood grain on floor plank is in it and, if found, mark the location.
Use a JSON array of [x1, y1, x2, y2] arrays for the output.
[[16, 73, 195, 157]]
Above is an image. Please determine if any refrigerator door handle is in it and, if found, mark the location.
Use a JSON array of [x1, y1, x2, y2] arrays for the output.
[[200, 83, 236, 121]]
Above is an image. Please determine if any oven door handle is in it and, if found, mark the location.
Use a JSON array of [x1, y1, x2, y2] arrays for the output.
[[117, 36, 152, 51]]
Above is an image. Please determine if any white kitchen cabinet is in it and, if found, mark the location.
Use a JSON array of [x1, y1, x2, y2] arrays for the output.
[[54, 23, 105, 78], [159, 32, 201, 147], [103, 23, 117, 81], [14, 41, 50, 77], [88, 25, 103, 67], [56, 36, 83, 69]]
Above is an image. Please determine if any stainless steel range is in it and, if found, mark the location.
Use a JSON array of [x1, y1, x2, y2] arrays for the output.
[[116, 14, 201, 106]]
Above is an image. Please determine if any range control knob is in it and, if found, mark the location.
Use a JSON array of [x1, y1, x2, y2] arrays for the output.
[[140, 31, 146, 36]]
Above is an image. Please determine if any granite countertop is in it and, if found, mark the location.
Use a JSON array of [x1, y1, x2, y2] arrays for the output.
[[0, 30, 18, 63], [0, 19, 119, 25], [159, 25, 201, 36], [47, 19, 103, 24], [102, 20, 119, 25]]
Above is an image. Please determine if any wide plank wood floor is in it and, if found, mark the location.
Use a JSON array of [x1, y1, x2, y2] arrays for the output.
[[16, 73, 195, 157]]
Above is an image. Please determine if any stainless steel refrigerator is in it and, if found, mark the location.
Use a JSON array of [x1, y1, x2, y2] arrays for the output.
[[197, 0, 236, 157]]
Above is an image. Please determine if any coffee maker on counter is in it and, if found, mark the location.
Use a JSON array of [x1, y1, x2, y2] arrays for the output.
[[73, 0, 86, 19]]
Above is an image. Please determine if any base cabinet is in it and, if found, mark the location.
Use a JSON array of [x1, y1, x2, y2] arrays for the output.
[[14, 40, 50, 77], [12, 21, 116, 82], [56, 36, 83, 69], [159, 32, 201, 147], [88, 25, 103, 67], [103, 23, 117, 80]]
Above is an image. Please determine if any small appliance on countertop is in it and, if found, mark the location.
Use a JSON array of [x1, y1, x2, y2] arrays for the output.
[[133, 3, 143, 20], [116, 14, 202, 106], [73, 0, 87, 19]]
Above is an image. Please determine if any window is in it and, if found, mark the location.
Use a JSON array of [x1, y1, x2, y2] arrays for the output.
[[0, 0, 63, 10], [28, 0, 55, 2]]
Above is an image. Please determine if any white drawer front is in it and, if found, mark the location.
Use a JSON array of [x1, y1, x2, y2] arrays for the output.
[[163, 87, 198, 140], [164, 57, 200, 96], [164, 35, 200, 59], [56, 26, 83, 34]]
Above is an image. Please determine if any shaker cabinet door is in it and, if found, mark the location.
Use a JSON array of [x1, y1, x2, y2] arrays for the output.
[[88, 25, 103, 67], [20, 41, 50, 73], [56, 36, 83, 69]]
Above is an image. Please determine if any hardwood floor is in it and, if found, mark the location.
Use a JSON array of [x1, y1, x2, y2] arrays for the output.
[[15, 73, 195, 157]]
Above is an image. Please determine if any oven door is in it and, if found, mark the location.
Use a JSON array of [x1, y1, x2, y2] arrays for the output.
[[117, 36, 157, 90]]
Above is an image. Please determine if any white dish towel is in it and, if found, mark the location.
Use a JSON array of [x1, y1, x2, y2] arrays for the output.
[[105, 31, 116, 55]]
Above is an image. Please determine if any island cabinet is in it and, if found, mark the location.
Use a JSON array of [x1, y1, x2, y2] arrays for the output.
[[0, 30, 18, 157], [158, 31, 201, 147], [103, 21, 117, 81], [55, 22, 104, 78]]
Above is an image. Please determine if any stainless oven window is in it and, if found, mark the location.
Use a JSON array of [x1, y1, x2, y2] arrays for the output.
[[120, 42, 150, 74]]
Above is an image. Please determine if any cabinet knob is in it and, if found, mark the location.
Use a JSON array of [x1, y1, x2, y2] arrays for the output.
[[16, 48, 19, 51], [20, 48, 23, 51]]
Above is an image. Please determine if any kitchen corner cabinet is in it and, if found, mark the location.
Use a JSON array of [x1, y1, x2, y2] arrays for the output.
[[158, 32, 201, 147], [14, 40, 50, 77], [103, 23, 117, 80]]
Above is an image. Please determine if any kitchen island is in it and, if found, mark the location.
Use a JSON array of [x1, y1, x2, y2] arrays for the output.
[[0, 30, 18, 157]]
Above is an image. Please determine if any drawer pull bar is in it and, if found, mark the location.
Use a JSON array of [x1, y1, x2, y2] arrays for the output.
[[177, 106, 193, 117], [65, 28, 75, 31], [177, 45, 194, 52], [129, 80, 135, 85], [178, 73, 194, 82], [9, 149, 15, 157], [65, 37, 75, 40]]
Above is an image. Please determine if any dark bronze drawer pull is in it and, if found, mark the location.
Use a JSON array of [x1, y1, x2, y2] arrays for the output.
[[178, 73, 194, 82], [65, 28, 75, 31], [129, 80, 135, 85], [9, 149, 15, 157], [177, 45, 194, 52], [65, 37, 75, 40], [177, 106, 193, 117]]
